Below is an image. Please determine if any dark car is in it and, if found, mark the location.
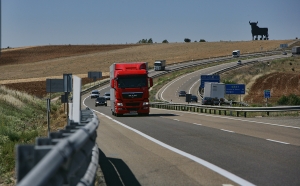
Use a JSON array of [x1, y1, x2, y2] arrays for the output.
[[178, 90, 187, 97], [90, 90, 100, 99], [202, 97, 213, 105], [190, 95, 198, 102], [95, 97, 107, 107]]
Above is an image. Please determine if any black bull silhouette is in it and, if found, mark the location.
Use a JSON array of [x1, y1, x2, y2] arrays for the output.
[[249, 21, 269, 40]]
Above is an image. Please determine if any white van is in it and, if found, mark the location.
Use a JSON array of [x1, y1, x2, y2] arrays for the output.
[[232, 50, 240, 57]]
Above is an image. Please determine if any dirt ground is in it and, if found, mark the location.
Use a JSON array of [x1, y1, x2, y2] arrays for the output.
[[244, 72, 300, 104], [1, 40, 299, 103], [0, 40, 294, 81]]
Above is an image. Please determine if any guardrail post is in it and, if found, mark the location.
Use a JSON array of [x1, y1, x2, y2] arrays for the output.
[[237, 111, 239, 117], [209, 109, 211, 114], [224, 110, 226, 115], [219, 110, 221, 115], [267, 111, 269, 116], [244, 112, 247, 117], [214, 110, 216, 114]]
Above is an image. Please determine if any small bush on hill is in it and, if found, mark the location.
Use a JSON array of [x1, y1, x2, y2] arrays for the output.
[[277, 94, 300, 105]]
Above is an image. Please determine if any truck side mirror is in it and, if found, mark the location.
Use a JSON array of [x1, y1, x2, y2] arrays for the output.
[[110, 79, 115, 88], [148, 77, 153, 88]]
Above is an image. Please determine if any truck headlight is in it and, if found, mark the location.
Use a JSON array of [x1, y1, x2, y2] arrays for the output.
[[143, 102, 149, 106], [117, 103, 123, 106]]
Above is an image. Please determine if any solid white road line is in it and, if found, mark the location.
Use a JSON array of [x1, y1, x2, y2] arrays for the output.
[[266, 139, 290, 145], [91, 109, 255, 186], [221, 129, 235, 133]]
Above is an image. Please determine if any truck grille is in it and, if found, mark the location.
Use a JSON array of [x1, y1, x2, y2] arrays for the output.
[[126, 102, 140, 106], [122, 92, 143, 99], [127, 108, 139, 111]]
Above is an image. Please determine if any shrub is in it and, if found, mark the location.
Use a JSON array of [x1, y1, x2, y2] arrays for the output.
[[277, 94, 300, 105], [184, 38, 191, 43]]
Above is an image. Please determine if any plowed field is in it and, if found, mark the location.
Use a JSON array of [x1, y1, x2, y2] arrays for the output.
[[1, 40, 299, 103]]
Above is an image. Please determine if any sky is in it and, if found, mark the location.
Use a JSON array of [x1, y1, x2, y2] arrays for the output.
[[1, 0, 300, 48]]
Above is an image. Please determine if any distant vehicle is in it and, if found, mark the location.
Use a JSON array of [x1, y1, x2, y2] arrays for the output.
[[103, 92, 110, 100], [232, 50, 240, 57], [178, 90, 187, 97], [282, 52, 287, 55], [202, 97, 213, 105], [190, 95, 198, 102], [213, 97, 220, 105], [90, 90, 100, 99], [237, 60, 242, 65], [95, 97, 107, 107], [203, 82, 225, 102], [154, 60, 166, 71], [291, 46, 300, 54]]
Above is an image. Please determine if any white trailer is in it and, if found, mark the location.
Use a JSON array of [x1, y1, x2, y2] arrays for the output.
[[154, 60, 166, 71], [232, 50, 240, 57], [203, 82, 225, 99], [292, 46, 300, 54]]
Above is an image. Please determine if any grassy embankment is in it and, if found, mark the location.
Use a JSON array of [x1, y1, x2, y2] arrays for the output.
[[0, 86, 64, 185]]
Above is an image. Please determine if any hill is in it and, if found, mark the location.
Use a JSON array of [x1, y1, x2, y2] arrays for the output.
[[1, 40, 299, 103], [0, 40, 294, 82]]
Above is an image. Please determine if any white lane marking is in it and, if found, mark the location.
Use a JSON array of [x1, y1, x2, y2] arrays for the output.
[[173, 119, 179, 121], [221, 129, 235, 133], [152, 108, 300, 130], [193, 123, 202, 126], [189, 79, 200, 94], [266, 139, 290, 145], [92, 110, 255, 186]]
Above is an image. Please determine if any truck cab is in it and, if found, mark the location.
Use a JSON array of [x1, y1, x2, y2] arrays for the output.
[[110, 62, 153, 116], [154, 60, 166, 71], [232, 50, 240, 57]]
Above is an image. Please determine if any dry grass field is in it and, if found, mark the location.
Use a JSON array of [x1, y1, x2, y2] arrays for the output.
[[0, 39, 299, 101], [0, 40, 293, 82]]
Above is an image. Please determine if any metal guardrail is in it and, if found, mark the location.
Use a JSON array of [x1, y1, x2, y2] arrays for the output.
[[81, 79, 110, 95], [150, 50, 286, 78], [150, 102, 300, 117], [16, 108, 99, 186]]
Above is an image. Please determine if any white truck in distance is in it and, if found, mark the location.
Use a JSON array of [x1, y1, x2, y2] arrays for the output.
[[154, 60, 166, 71], [232, 50, 240, 57], [203, 82, 225, 104]]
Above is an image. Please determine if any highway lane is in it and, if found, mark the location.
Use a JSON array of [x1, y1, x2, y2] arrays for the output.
[[156, 54, 291, 104], [83, 95, 300, 185], [82, 54, 299, 185]]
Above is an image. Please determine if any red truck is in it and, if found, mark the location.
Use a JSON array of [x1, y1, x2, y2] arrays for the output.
[[110, 62, 153, 116]]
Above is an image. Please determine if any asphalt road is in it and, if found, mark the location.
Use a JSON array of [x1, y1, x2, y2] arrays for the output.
[[83, 96, 300, 185], [82, 54, 299, 185]]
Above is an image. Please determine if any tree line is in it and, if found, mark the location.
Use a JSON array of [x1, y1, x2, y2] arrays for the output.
[[137, 38, 206, 44]]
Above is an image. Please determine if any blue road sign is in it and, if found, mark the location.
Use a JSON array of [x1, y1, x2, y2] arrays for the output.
[[225, 84, 245, 94], [264, 90, 271, 98], [200, 75, 220, 88]]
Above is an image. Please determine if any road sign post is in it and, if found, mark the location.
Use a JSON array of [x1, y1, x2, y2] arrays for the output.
[[225, 84, 246, 106], [264, 90, 271, 107], [200, 75, 220, 89]]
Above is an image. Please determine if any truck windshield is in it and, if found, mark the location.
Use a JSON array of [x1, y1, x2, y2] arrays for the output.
[[154, 63, 161, 66], [232, 52, 237, 55], [118, 75, 147, 88]]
